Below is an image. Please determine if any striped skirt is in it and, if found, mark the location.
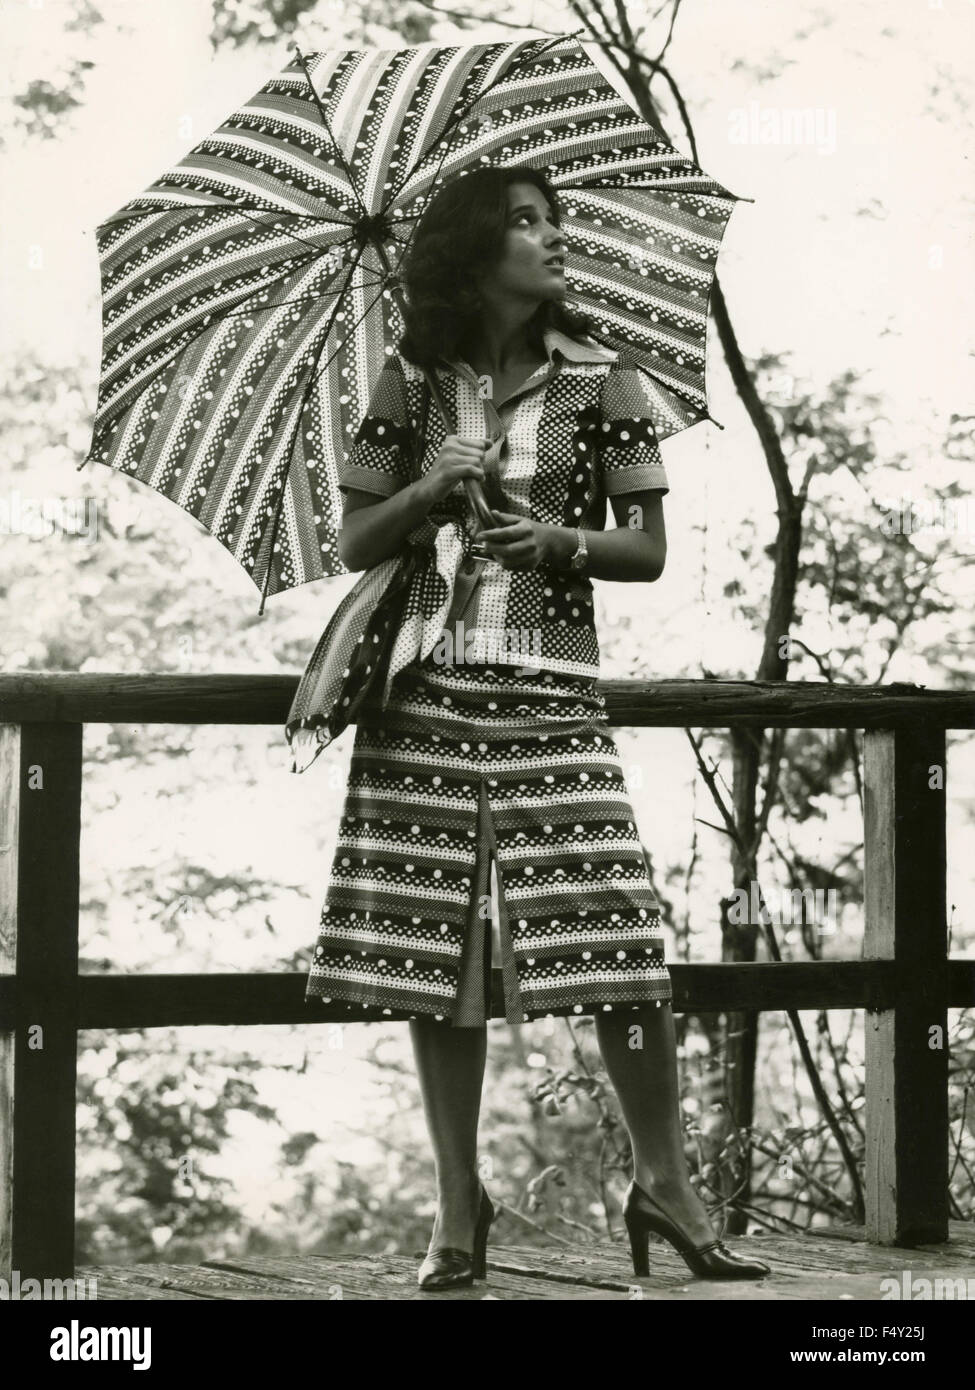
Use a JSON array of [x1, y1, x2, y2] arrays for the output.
[[304, 655, 673, 1025]]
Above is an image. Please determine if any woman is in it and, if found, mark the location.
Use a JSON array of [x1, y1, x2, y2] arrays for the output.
[[304, 166, 770, 1289]]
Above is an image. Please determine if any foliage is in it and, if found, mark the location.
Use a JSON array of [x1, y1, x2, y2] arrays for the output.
[[209, 0, 436, 49], [2, 0, 102, 146], [75, 1034, 277, 1264]]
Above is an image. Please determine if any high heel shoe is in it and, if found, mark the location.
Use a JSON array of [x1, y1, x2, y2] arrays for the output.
[[417, 1184, 495, 1289], [622, 1180, 771, 1280]]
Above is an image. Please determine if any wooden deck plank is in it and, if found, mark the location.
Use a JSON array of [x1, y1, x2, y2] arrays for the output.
[[73, 1260, 942, 1302], [78, 1256, 623, 1300], [76, 1260, 340, 1301], [71, 1275, 201, 1301], [726, 1229, 975, 1271], [201, 1253, 624, 1300], [74, 1226, 975, 1301], [808, 1221, 975, 1257], [483, 1237, 974, 1294]]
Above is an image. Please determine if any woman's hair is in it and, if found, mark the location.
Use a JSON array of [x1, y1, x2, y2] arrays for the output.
[[396, 165, 598, 370]]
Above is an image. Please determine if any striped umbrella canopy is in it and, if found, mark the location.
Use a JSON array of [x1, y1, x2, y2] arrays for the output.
[[82, 29, 749, 611]]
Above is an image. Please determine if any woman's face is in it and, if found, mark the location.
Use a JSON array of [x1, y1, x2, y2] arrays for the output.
[[478, 181, 566, 306]]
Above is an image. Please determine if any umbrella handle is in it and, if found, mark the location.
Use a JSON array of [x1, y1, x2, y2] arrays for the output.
[[463, 477, 498, 530]]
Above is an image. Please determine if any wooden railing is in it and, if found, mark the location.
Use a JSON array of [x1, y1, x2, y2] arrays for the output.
[[1, 673, 972, 1282]]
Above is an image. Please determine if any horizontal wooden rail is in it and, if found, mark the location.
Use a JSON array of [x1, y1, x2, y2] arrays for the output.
[[0, 672, 971, 728], [1, 961, 974, 1029]]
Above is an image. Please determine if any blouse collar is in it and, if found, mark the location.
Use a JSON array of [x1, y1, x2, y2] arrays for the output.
[[437, 325, 614, 372]]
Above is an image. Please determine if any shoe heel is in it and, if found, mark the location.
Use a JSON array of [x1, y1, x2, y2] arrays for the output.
[[472, 1187, 494, 1280], [624, 1217, 650, 1277], [623, 1180, 771, 1281]]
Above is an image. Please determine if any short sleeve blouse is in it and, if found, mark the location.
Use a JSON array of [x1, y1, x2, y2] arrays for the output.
[[338, 329, 669, 681], [338, 356, 416, 497]]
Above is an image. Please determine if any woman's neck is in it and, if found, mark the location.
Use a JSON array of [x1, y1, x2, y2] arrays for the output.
[[459, 315, 544, 372]]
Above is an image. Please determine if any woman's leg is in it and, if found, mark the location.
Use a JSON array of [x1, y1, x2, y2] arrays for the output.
[[409, 1018, 487, 1250], [594, 1002, 717, 1244]]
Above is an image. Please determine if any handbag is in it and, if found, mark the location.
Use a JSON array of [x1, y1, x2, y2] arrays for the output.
[[285, 377, 434, 773]]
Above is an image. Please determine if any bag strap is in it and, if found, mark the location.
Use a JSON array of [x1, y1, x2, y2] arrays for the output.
[[406, 375, 434, 482]]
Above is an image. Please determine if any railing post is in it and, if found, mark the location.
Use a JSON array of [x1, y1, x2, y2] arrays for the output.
[[0, 723, 82, 1283], [0, 725, 15, 1284], [863, 727, 949, 1245]]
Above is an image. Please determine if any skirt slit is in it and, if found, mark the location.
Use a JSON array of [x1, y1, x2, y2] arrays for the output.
[[453, 782, 525, 1027]]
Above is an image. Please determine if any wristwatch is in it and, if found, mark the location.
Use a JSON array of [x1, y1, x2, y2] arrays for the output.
[[567, 527, 588, 573]]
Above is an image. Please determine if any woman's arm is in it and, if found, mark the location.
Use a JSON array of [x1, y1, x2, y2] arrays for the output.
[[338, 435, 489, 570], [476, 490, 667, 581], [338, 481, 437, 570]]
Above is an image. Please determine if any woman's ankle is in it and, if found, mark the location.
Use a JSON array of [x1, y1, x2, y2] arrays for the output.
[[434, 1170, 482, 1205], [633, 1166, 697, 1203]]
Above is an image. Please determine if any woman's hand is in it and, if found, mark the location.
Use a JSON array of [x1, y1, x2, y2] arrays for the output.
[[418, 435, 489, 507], [474, 510, 553, 570]]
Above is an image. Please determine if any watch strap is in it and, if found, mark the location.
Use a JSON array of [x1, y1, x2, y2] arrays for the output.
[[569, 527, 587, 570]]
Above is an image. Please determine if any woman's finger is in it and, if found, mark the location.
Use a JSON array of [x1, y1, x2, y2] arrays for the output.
[[493, 541, 536, 562], [476, 520, 530, 541]]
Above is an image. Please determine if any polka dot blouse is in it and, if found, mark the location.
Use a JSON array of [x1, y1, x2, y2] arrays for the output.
[[338, 326, 670, 682]]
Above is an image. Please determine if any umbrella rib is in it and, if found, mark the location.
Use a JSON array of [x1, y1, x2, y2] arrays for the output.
[[306, 282, 389, 397], [189, 262, 388, 331], [572, 178, 740, 192], [98, 204, 356, 229], [197, 271, 388, 324], [101, 267, 390, 418], [100, 204, 363, 285], [380, 29, 583, 221], [231, 214, 357, 261], [293, 43, 368, 224], [186, 204, 357, 259], [159, 270, 387, 343], [376, 79, 478, 271]]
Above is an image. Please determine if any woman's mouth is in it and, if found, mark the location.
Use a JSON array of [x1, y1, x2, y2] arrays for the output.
[[544, 257, 565, 274]]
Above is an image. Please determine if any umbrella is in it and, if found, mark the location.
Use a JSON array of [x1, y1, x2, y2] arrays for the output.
[[81, 29, 750, 613]]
